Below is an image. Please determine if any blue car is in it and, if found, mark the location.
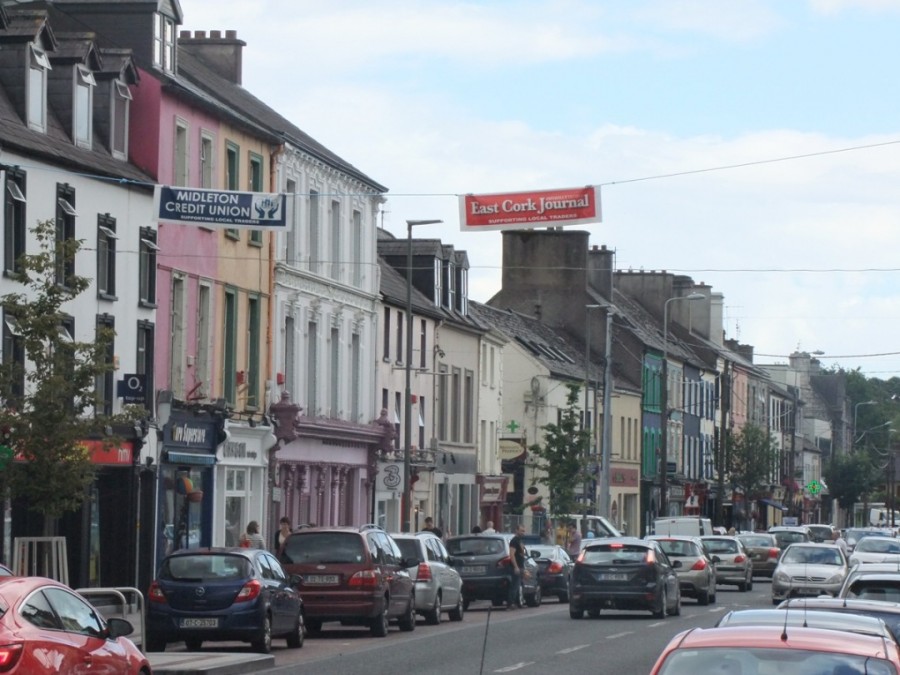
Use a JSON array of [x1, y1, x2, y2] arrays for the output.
[[146, 547, 304, 653]]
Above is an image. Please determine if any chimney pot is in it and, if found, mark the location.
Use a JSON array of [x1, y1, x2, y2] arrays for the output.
[[196, 30, 206, 39], [210, 30, 222, 39], [179, 30, 190, 38], [225, 30, 237, 39]]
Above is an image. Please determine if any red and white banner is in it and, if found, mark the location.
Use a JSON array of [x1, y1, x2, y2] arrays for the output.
[[459, 185, 601, 231]]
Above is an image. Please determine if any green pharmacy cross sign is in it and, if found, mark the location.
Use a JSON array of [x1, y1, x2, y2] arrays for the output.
[[806, 480, 822, 496], [0, 445, 12, 469]]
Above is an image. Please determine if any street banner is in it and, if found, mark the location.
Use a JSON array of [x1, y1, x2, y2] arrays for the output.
[[459, 185, 601, 231], [154, 186, 287, 229]]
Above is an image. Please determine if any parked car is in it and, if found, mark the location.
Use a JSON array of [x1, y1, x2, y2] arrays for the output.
[[845, 527, 893, 553], [146, 546, 304, 653], [391, 532, 464, 624], [716, 608, 895, 642], [527, 544, 573, 602], [700, 535, 753, 591], [806, 523, 836, 543], [839, 562, 900, 602], [771, 542, 848, 604], [849, 536, 900, 565], [649, 625, 900, 675], [646, 535, 717, 605], [736, 532, 780, 577], [778, 596, 900, 644], [768, 525, 811, 554], [0, 576, 150, 673], [279, 525, 415, 637], [568, 537, 681, 619], [445, 533, 541, 609]]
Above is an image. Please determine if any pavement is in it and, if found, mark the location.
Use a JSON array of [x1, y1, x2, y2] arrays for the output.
[[148, 652, 275, 674]]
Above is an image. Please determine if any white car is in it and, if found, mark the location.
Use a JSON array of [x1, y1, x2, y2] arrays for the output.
[[771, 543, 848, 604], [849, 536, 900, 565], [392, 532, 464, 624]]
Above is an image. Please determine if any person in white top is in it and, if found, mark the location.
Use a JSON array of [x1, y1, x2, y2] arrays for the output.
[[832, 529, 848, 556], [482, 521, 496, 534]]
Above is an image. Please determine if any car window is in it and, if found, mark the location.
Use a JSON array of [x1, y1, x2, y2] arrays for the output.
[[847, 581, 900, 602], [704, 539, 738, 554], [163, 554, 251, 580], [855, 538, 900, 554], [43, 587, 105, 638], [446, 537, 505, 556], [782, 547, 843, 565], [739, 535, 774, 547], [656, 540, 696, 557], [281, 532, 366, 565], [257, 554, 275, 580], [21, 589, 62, 630], [376, 533, 400, 565], [395, 538, 422, 563], [263, 554, 287, 582], [433, 539, 450, 563], [581, 544, 648, 565]]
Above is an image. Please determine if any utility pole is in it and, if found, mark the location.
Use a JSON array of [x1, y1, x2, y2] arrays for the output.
[[716, 361, 730, 527]]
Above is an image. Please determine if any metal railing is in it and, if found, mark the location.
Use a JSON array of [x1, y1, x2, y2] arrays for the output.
[[75, 587, 145, 650]]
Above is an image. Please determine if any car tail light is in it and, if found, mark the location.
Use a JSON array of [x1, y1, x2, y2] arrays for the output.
[[348, 570, 380, 587], [416, 562, 432, 582], [235, 579, 262, 602], [0, 643, 23, 673], [548, 561, 564, 574], [768, 548, 780, 559], [691, 558, 708, 571], [497, 556, 512, 570], [644, 550, 657, 565], [734, 554, 747, 563], [148, 581, 167, 604]]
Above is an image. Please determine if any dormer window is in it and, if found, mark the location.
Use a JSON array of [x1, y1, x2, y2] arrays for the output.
[[27, 43, 51, 132], [74, 65, 96, 148], [153, 13, 176, 73], [110, 79, 131, 160]]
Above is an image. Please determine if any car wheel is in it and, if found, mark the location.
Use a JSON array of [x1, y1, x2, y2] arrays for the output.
[[569, 604, 584, 619], [398, 597, 416, 632], [462, 597, 471, 611], [286, 612, 304, 649], [697, 587, 710, 606], [252, 613, 272, 654], [448, 593, 464, 622], [747, 575, 753, 592], [184, 638, 202, 651], [587, 608, 601, 618], [526, 584, 542, 607], [653, 588, 667, 619], [371, 605, 390, 637], [738, 579, 748, 592], [669, 590, 681, 616], [425, 592, 442, 625], [517, 584, 525, 608], [145, 634, 166, 653]]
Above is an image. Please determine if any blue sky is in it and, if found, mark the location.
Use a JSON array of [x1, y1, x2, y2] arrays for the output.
[[184, 0, 900, 377]]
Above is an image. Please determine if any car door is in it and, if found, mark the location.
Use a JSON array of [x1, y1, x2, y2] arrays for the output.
[[261, 553, 298, 634], [654, 544, 679, 604], [377, 533, 412, 617], [430, 538, 460, 606]]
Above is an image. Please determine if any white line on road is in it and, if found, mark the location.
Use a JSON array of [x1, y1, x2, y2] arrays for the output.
[[647, 621, 666, 627], [708, 607, 726, 613], [557, 644, 591, 654], [494, 662, 535, 672], [606, 632, 634, 640]]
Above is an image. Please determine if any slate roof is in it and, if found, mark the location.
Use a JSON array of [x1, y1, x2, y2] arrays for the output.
[[378, 257, 444, 319]]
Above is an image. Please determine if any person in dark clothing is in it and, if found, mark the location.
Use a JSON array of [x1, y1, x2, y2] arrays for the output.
[[421, 516, 443, 538], [507, 524, 526, 609]]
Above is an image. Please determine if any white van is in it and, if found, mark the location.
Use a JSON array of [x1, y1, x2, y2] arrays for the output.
[[653, 516, 714, 537], [561, 514, 621, 539]]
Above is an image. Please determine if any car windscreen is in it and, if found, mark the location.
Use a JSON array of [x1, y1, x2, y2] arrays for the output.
[[161, 554, 251, 581], [781, 547, 843, 566], [738, 535, 774, 547], [773, 531, 807, 546], [281, 532, 365, 564], [656, 647, 895, 675], [854, 538, 900, 554], [394, 539, 422, 563], [580, 544, 648, 565], [655, 540, 699, 558], [446, 537, 506, 556], [845, 580, 900, 603], [703, 539, 738, 554]]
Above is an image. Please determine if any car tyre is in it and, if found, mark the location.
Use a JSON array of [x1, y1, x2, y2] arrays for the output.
[[286, 613, 304, 649], [448, 593, 464, 622], [462, 597, 471, 611], [398, 598, 416, 632], [252, 613, 272, 654], [569, 604, 584, 619], [371, 605, 390, 637], [653, 588, 667, 619], [747, 575, 753, 592], [184, 638, 202, 651], [425, 592, 442, 625], [669, 591, 681, 616], [697, 587, 710, 606], [525, 584, 542, 607], [587, 608, 601, 618], [738, 579, 748, 592]]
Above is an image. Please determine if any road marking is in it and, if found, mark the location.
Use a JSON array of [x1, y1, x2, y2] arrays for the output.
[[708, 607, 726, 613], [557, 644, 591, 654], [494, 662, 535, 672], [647, 621, 666, 627], [606, 632, 633, 639]]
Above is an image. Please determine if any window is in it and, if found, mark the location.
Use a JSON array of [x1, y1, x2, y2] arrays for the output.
[[223, 288, 237, 404], [3, 168, 26, 274], [330, 199, 341, 280], [153, 12, 176, 73], [224, 143, 239, 239], [395, 309, 403, 363], [284, 315, 295, 397], [464, 370, 474, 443], [419, 320, 427, 369], [350, 332, 360, 422], [382, 307, 391, 360], [174, 120, 188, 186], [139, 227, 157, 306], [73, 66, 95, 148], [169, 276, 184, 397], [55, 184, 76, 287], [451, 368, 461, 442], [433, 258, 442, 308], [330, 326, 339, 417], [196, 284, 211, 398], [28, 43, 50, 132], [308, 189, 319, 272], [2, 312, 24, 407], [352, 209, 362, 286], [306, 320, 318, 415], [96, 214, 117, 299], [418, 397, 426, 451], [200, 133, 214, 188], [110, 79, 131, 159], [95, 314, 115, 416], [285, 179, 297, 265], [136, 320, 154, 410], [54, 317, 75, 412], [246, 295, 260, 408], [248, 153, 263, 246]]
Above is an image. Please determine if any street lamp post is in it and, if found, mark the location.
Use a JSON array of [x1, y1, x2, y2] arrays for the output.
[[659, 292, 704, 519], [404, 219, 442, 533], [585, 305, 601, 515], [600, 308, 614, 522], [854, 400, 877, 446]]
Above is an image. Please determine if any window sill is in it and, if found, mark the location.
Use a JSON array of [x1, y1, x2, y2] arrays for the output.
[[248, 237, 263, 248], [139, 300, 158, 309], [97, 292, 118, 302]]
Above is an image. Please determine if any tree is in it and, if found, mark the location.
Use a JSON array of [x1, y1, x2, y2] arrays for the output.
[[0, 219, 138, 521], [528, 383, 592, 519], [824, 451, 873, 523], [727, 424, 780, 500]]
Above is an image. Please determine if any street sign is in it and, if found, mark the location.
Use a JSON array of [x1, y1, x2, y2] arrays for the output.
[[806, 480, 822, 495], [117, 374, 146, 404]]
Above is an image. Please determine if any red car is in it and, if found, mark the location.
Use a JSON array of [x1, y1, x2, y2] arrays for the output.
[[0, 576, 150, 673], [650, 624, 900, 674]]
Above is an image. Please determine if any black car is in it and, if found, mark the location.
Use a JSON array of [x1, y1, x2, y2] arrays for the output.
[[569, 537, 681, 619], [528, 544, 573, 602], [146, 547, 304, 653], [445, 534, 542, 609]]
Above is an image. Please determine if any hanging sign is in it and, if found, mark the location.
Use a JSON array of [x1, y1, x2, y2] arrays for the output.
[[154, 186, 286, 229], [459, 185, 601, 231]]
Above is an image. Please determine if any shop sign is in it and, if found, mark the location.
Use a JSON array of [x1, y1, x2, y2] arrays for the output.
[[499, 438, 526, 461], [459, 185, 601, 231]]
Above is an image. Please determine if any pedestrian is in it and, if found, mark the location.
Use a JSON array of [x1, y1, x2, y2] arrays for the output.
[[482, 520, 496, 534], [507, 524, 527, 609], [420, 516, 443, 538], [832, 529, 848, 556], [566, 522, 582, 556], [471, 525, 482, 533], [274, 516, 292, 553], [240, 521, 265, 549]]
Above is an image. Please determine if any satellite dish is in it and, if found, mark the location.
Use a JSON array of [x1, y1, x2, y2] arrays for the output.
[[530, 377, 542, 397]]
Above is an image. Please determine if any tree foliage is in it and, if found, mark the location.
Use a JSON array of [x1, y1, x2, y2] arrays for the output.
[[528, 383, 592, 519], [727, 424, 780, 499], [824, 452, 873, 518], [0, 219, 138, 519]]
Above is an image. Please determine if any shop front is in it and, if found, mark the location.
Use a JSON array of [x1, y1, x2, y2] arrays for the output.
[[477, 474, 508, 529], [609, 465, 639, 536]]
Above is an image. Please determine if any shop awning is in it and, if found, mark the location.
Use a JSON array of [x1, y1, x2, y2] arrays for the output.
[[759, 498, 788, 512], [166, 450, 217, 466]]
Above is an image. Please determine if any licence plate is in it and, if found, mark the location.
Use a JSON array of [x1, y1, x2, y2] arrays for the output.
[[599, 573, 628, 581], [181, 618, 218, 628], [305, 574, 339, 585], [461, 566, 486, 575]]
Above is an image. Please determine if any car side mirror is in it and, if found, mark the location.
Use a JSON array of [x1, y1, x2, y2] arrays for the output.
[[106, 617, 134, 640], [289, 573, 303, 586], [849, 558, 860, 567], [448, 556, 462, 567]]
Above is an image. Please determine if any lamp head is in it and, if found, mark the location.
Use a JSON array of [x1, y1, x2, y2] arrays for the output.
[[407, 219, 443, 227]]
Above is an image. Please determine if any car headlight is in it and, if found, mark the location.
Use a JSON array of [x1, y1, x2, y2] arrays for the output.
[[826, 573, 844, 585], [774, 571, 790, 583]]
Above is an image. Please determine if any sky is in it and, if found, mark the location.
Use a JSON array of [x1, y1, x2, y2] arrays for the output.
[[182, 0, 900, 378]]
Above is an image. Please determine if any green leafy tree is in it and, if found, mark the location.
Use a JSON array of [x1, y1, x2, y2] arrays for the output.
[[0, 219, 138, 523], [728, 423, 780, 499], [528, 383, 592, 519], [824, 452, 873, 523]]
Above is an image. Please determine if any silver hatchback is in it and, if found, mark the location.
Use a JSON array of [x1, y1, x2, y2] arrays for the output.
[[392, 533, 464, 625]]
